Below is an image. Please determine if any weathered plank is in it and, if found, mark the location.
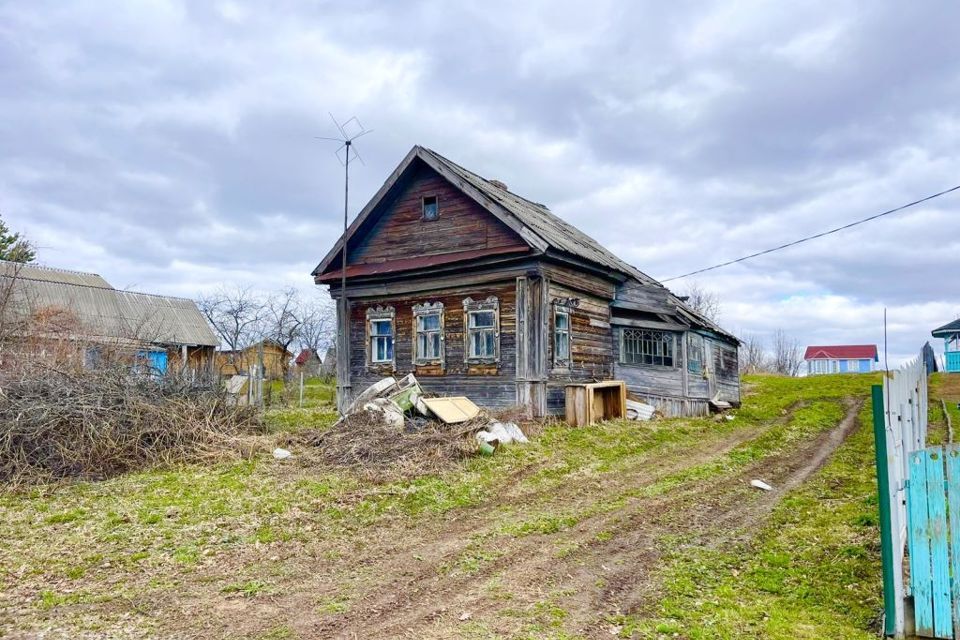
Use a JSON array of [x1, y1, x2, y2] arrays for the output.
[[945, 446, 960, 635], [908, 449, 934, 636], [924, 447, 952, 638]]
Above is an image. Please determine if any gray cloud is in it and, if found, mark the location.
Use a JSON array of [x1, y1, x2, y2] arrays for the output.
[[3, 0, 960, 366]]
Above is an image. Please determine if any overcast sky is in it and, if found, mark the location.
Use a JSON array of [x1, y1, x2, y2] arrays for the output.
[[4, 1, 960, 366]]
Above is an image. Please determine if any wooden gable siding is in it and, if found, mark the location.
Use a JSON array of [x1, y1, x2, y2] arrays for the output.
[[614, 278, 675, 313], [348, 282, 519, 408], [347, 164, 526, 267], [545, 281, 615, 412]]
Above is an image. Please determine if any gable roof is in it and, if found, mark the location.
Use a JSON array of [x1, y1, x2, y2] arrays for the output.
[[294, 348, 319, 365], [312, 146, 660, 286], [933, 318, 960, 337], [803, 345, 878, 361], [312, 145, 737, 343], [3, 260, 219, 347]]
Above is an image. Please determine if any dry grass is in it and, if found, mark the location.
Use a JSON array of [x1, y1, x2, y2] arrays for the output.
[[291, 405, 542, 481], [0, 362, 263, 484]]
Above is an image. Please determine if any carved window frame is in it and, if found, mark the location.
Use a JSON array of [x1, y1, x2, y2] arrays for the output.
[[366, 306, 395, 368], [551, 297, 578, 370], [620, 328, 676, 368], [463, 296, 500, 364], [412, 301, 444, 366]]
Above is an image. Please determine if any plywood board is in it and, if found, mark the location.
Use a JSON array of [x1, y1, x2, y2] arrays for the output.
[[422, 396, 480, 423]]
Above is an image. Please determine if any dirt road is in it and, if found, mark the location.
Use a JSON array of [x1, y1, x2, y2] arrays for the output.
[[171, 398, 863, 639]]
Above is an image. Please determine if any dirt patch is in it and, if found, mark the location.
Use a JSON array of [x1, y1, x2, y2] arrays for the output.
[[286, 400, 864, 639]]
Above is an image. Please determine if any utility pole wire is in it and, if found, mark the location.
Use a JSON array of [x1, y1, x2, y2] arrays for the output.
[[661, 183, 960, 282]]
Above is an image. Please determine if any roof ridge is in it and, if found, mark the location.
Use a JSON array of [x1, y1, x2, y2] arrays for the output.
[[2, 259, 104, 279], [419, 146, 663, 287], [1, 271, 198, 303]]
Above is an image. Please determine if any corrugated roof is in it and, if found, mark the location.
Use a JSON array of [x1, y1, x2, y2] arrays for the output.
[[4, 261, 218, 347], [0, 260, 112, 288], [803, 345, 878, 361], [932, 318, 960, 336]]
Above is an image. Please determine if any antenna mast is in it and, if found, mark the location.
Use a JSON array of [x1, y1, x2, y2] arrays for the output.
[[317, 114, 373, 415]]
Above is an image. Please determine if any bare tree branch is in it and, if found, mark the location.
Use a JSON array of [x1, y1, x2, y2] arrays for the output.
[[680, 281, 721, 322], [197, 286, 264, 355]]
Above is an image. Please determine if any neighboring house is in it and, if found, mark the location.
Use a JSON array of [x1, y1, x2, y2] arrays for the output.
[[294, 348, 322, 376], [0, 260, 218, 374], [216, 340, 293, 380], [932, 319, 960, 373], [311, 146, 741, 417], [803, 345, 879, 375]]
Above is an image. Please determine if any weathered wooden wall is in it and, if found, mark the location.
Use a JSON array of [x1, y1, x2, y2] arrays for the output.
[[708, 338, 740, 405], [348, 282, 519, 407], [348, 163, 525, 266], [545, 281, 615, 413]]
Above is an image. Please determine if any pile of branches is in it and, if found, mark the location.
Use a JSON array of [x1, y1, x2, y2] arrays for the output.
[[0, 363, 262, 484], [298, 410, 487, 479]]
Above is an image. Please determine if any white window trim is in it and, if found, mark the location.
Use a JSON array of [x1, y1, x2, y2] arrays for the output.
[[553, 309, 570, 368], [463, 296, 500, 363], [620, 328, 676, 368], [413, 301, 444, 366], [366, 306, 395, 367]]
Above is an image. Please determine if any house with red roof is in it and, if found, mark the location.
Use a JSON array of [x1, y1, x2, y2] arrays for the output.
[[803, 344, 878, 375]]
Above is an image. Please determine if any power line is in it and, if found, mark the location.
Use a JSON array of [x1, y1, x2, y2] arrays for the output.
[[661, 183, 960, 282]]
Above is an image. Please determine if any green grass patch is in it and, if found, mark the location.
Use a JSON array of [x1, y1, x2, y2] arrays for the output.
[[221, 580, 270, 598], [612, 399, 881, 639]]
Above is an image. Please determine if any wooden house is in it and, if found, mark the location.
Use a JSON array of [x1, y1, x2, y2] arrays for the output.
[[803, 345, 878, 375], [932, 319, 960, 373], [294, 348, 323, 376], [0, 260, 217, 375], [312, 146, 741, 417], [215, 339, 293, 380]]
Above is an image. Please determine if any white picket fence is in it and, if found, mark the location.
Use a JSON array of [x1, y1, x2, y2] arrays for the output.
[[880, 354, 929, 636]]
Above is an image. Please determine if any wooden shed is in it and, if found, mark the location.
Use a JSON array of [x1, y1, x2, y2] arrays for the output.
[[312, 146, 741, 417]]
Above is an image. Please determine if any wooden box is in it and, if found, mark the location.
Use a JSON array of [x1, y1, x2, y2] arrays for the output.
[[564, 381, 627, 427]]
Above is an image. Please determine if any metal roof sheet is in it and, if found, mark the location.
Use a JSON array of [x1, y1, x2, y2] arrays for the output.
[[803, 345, 879, 361], [932, 318, 960, 336], [5, 262, 218, 347]]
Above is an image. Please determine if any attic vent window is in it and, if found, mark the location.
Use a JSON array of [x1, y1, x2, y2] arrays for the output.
[[422, 195, 439, 221]]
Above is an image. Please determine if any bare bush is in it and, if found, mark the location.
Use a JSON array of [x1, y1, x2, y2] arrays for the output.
[[0, 360, 263, 484], [771, 329, 803, 376], [299, 296, 336, 355], [739, 332, 768, 374]]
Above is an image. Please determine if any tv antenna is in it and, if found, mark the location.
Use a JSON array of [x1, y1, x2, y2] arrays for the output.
[[316, 114, 373, 415]]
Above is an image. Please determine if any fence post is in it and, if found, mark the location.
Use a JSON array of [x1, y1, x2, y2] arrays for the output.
[[873, 383, 898, 637]]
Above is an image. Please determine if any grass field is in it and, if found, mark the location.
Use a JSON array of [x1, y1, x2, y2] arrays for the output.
[[0, 374, 884, 639]]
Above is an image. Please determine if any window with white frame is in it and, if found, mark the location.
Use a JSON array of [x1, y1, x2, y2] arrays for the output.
[[621, 328, 675, 367], [463, 296, 499, 361], [366, 306, 394, 365], [687, 332, 704, 374], [847, 359, 862, 372], [554, 307, 571, 366], [413, 302, 444, 364]]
